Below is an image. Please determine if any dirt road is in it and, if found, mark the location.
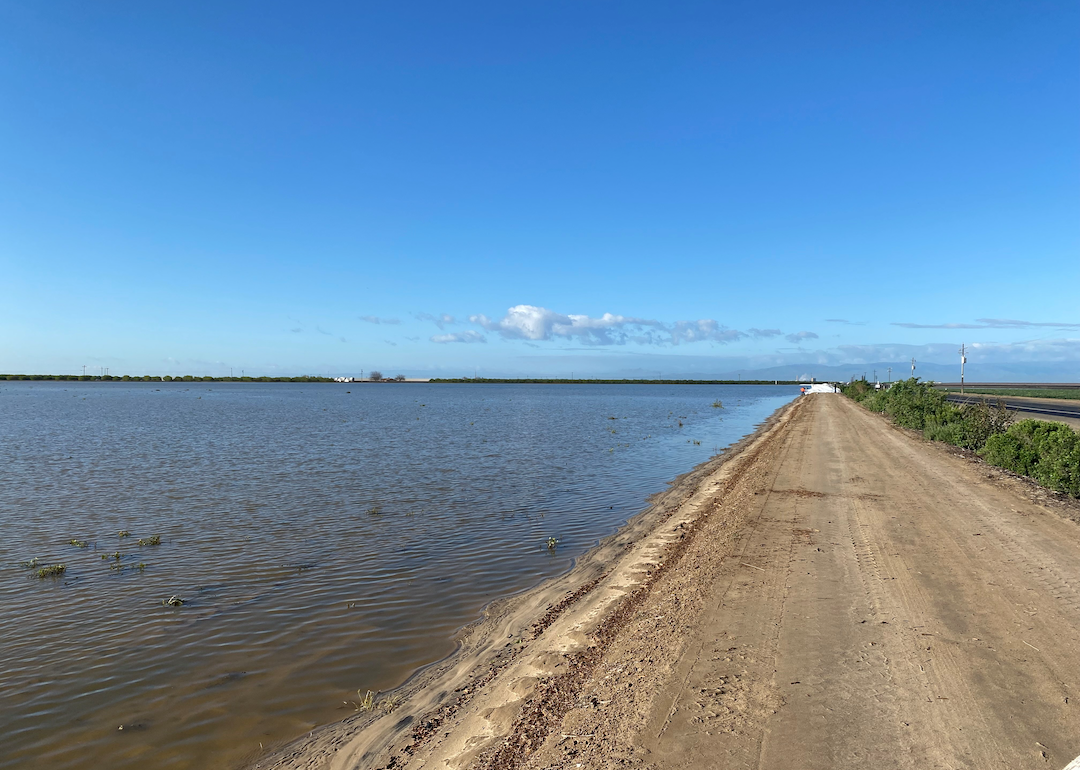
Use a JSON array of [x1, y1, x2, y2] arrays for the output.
[[263, 395, 1080, 770]]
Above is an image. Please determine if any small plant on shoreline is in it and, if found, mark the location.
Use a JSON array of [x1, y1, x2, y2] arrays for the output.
[[35, 564, 66, 578], [348, 689, 399, 713], [138, 535, 161, 546]]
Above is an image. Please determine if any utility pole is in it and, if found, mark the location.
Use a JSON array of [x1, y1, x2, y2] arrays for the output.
[[82, 365, 86, 377], [911, 358, 916, 378], [887, 367, 892, 384], [959, 344, 967, 394]]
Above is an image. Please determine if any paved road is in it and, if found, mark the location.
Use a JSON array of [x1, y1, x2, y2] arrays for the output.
[[946, 393, 1080, 429]]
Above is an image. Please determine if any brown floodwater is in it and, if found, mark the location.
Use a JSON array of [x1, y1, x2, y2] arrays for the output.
[[0, 382, 797, 769]]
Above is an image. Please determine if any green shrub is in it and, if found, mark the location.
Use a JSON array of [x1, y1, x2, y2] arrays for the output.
[[924, 421, 965, 446], [980, 420, 1080, 497]]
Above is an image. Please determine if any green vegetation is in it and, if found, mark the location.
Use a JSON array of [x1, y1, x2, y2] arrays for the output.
[[712, 400, 724, 408], [35, 564, 66, 578], [367, 505, 383, 516], [843, 378, 1079, 497], [981, 421, 1080, 497], [429, 377, 800, 384], [546, 537, 559, 550], [941, 388, 1080, 401], [137, 535, 162, 546], [69, 539, 88, 548], [117, 530, 131, 538], [163, 595, 185, 607]]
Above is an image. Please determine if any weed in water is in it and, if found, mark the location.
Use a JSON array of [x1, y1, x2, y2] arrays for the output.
[[36, 564, 66, 578], [138, 535, 162, 546], [693, 440, 701, 445], [21, 557, 42, 569], [712, 400, 724, 408], [367, 505, 382, 516], [163, 595, 185, 607], [117, 530, 131, 538], [546, 537, 559, 550], [136, 563, 147, 571], [101, 551, 122, 561], [69, 539, 89, 548]]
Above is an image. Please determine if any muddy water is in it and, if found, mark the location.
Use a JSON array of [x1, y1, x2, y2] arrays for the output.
[[0, 382, 797, 769]]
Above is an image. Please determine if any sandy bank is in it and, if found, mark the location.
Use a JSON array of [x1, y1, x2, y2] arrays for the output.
[[249, 398, 802, 770]]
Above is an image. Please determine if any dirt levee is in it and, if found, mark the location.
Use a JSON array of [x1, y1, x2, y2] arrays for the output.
[[258, 395, 1080, 770]]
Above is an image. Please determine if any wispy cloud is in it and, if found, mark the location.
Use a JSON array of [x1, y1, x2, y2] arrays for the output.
[[360, 315, 401, 325], [977, 318, 1080, 329], [384, 339, 398, 346], [748, 328, 782, 338], [892, 322, 988, 330], [431, 331, 487, 344], [316, 326, 333, 336], [414, 312, 457, 330], [825, 319, 866, 326], [786, 331, 819, 344], [892, 318, 1080, 330]]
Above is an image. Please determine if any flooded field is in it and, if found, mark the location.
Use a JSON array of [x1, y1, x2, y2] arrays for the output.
[[0, 382, 797, 769]]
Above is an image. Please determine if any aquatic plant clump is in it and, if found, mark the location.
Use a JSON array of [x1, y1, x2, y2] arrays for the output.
[[137, 535, 162, 546], [69, 539, 89, 548], [546, 537, 559, 550], [163, 595, 185, 607], [36, 564, 66, 578], [117, 530, 131, 538]]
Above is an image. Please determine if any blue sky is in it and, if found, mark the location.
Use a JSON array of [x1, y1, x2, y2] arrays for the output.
[[2, 1, 1077, 379]]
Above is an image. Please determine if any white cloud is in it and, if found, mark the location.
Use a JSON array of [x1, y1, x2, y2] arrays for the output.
[[360, 316, 401, 325], [785, 331, 819, 344], [670, 319, 744, 345], [747, 328, 783, 338], [468, 305, 745, 347], [431, 331, 487, 344]]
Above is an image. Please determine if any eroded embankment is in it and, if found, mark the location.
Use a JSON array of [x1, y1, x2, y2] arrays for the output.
[[249, 398, 803, 770]]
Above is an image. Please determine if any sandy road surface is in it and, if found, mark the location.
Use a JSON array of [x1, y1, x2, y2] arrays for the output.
[[260, 395, 1080, 770]]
